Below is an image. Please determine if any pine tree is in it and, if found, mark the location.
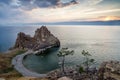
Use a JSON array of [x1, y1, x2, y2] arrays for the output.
[[57, 48, 74, 74]]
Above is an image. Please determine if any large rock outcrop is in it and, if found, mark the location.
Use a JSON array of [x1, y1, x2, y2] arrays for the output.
[[12, 26, 60, 51]]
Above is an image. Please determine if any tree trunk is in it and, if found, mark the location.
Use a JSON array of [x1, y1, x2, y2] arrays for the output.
[[86, 56, 89, 74], [62, 56, 65, 74]]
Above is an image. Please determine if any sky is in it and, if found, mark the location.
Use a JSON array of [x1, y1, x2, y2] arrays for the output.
[[0, 0, 120, 25]]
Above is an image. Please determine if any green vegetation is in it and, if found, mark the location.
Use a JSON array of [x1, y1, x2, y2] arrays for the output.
[[16, 50, 26, 55], [57, 48, 74, 74], [79, 65, 84, 74], [81, 50, 95, 74], [0, 49, 26, 79], [57, 48, 96, 75], [0, 48, 119, 80], [13, 50, 26, 57], [0, 67, 14, 73]]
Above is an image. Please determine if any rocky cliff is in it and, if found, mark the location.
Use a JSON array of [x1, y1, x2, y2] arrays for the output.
[[12, 26, 60, 51]]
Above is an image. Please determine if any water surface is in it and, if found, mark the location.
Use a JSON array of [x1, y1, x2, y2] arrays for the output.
[[0, 25, 120, 73]]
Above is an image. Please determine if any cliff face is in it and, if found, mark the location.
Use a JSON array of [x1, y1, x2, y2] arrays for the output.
[[34, 26, 51, 42], [12, 26, 60, 51]]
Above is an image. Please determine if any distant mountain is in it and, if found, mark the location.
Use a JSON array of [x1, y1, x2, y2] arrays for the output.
[[1, 20, 120, 26], [29, 20, 120, 25], [52, 20, 120, 25]]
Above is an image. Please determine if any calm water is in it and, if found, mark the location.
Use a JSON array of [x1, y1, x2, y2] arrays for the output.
[[0, 25, 120, 73]]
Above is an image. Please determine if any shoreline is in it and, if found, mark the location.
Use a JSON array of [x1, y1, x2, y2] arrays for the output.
[[12, 50, 47, 77], [1, 48, 120, 79]]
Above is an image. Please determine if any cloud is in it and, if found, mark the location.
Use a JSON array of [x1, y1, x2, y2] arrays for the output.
[[0, 0, 12, 4], [86, 9, 120, 14], [80, 16, 120, 21], [10, 0, 79, 10], [87, 0, 103, 5], [0, 0, 79, 24], [0, 0, 79, 10], [0, 0, 120, 25], [76, 0, 103, 6], [0, 2, 28, 24], [0, 3, 11, 19], [10, 0, 21, 7]]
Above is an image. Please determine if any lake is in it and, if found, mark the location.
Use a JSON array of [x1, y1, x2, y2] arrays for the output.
[[0, 25, 120, 73]]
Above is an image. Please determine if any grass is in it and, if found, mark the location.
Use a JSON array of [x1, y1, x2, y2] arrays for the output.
[[0, 49, 26, 79], [0, 49, 49, 80]]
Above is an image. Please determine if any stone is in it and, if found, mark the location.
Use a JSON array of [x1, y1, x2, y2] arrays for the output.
[[0, 78, 5, 80], [11, 26, 60, 51], [13, 32, 36, 49], [105, 61, 120, 74], [58, 76, 73, 80]]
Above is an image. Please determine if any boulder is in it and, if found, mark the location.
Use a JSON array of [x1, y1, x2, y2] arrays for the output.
[[11, 26, 60, 51], [100, 61, 120, 74], [58, 76, 73, 80]]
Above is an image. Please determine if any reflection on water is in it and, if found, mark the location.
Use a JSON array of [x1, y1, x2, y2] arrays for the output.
[[0, 25, 120, 73]]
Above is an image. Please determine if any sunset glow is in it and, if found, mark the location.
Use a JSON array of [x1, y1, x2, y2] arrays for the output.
[[104, 17, 112, 21], [103, 16, 120, 21], [0, 0, 120, 24]]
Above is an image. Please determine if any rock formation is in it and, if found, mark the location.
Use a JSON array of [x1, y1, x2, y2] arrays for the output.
[[12, 26, 60, 51], [100, 61, 120, 74]]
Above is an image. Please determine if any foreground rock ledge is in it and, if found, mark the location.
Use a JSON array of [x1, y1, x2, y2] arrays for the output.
[[11, 26, 60, 53]]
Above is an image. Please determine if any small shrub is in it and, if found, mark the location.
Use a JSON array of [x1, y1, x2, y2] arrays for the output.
[[79, 66, 84, 74]]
